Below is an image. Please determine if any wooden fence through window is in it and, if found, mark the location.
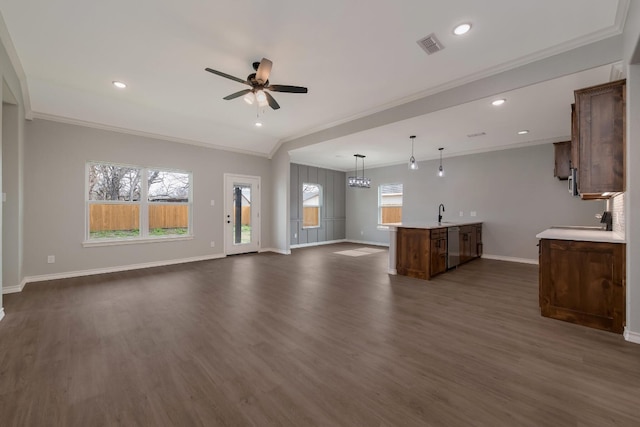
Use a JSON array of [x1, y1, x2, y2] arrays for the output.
[[90, 204, 188, 231], [381, 206, 402, 224]]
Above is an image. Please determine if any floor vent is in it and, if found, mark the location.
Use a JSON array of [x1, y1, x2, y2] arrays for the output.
[[417, 33, 444, 55]]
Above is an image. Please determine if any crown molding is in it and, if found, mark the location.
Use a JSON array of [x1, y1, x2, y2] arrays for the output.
[[31, 112, 270, 158]]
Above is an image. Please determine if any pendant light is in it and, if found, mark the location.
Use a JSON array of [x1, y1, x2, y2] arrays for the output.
[[348, 154, 371, 188], [438, 147, 445, 177], [408, 135, 418, 170]]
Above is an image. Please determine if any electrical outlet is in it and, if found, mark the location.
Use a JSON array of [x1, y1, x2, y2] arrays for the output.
[[471, 211, 477, 217], [360, 230, 364, 236], [47, 255, 55, 264], [2, 193, 6, 202], [210, 241, 215, 248], [459, 211, 463, 217], [294, 233, 297, 238], [210, 200, 215, 206]]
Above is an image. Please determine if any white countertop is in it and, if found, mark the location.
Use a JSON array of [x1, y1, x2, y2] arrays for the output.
[[387, 221, 483, 230], [536, 228, 625, 244]]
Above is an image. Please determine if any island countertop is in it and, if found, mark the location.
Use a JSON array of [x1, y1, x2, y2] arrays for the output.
[[387, 221, 483, 230], [536, 228, 625, 244]]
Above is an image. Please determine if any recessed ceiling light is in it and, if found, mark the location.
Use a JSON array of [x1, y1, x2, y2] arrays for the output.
[[517, 130, 529, 135], [453, 23, 471, 36], [491, 99, 506, 106], [255, 121, 263, 127], [112, 81, 127, 89]]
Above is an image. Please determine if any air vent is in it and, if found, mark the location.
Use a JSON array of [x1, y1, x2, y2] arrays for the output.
[[467, 132, 487, 138], [417, 33, 444, 55]]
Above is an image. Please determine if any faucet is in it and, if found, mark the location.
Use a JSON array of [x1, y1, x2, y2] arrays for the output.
[[438, 203, 445, 224]]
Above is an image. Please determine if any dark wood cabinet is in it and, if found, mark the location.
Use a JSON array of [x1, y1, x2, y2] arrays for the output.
[[571, 103, 579, 170], [396, 223, 482, 281], [539, 239, 626, 333], [430, 229, 448, 276], [553, 141, 571, 180], [459, 225, 478, 264], [573, 79, 625, 198], [396, 228, 430, 280]]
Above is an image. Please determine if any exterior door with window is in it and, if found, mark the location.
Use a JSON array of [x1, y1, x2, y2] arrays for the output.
[[224, 174, 260, 255]]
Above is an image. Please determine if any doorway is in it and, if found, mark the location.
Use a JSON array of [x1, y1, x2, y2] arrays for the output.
[[224, 174, 260, 255]]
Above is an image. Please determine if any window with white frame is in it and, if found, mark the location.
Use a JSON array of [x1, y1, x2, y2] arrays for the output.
[[86, 162, 192, 242], [302, 183, 322, 228], [379, 183, 403, 225]]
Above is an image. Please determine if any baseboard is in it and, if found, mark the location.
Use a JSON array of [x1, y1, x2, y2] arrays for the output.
[[2, 278, 27, 295], [482, 254, 538, 265], [259, 248, 291, 255], [345, 239, 390, 247], [0, 307, 4, 322], [624, 328, 640, 345], [291, 239, 347, 249], [23, 253, 227, 285]]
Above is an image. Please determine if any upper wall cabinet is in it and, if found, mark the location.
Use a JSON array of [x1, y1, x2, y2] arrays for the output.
[[573, 79, 625, 198], [553, 141, 571, 180]]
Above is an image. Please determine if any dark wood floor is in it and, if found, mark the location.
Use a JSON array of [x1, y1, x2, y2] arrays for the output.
[[1, 243, 639, 426]]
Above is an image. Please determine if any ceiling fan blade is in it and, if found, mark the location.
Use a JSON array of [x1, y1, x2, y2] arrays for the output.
[[205, 68, 251, 86], [267, 84, 308, 94], [264, 91, 280, 110], [255, 58, 273, 84], [223, 89, 252, 100]]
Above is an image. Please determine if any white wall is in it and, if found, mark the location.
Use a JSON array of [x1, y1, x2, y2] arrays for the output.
[[346, 143, 605, 262], [23, 119, 272, 277]]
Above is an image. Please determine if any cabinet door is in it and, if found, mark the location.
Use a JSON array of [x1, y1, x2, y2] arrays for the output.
[[396, 228, 429, 280], [571, 103, 579, 171], [430, 230, 448, 276], [476, 225, 483, 257], [459, 227, 472, 263], [553, 141, 571, 180], [575, 79, 625, 196], [539, 239, 625, 333], [470, 229, 478, 258]]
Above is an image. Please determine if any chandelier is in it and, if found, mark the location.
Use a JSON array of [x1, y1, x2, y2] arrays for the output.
[[348, 154, 371, 188]]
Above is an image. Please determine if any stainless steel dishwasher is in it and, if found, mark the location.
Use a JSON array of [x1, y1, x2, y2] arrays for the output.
[[447, 226, 460, 269]]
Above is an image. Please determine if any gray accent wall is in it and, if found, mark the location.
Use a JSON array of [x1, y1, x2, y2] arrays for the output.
[[346, 143, 605, 261], [23, 119, 272, 277], [290, 164, 345, 245]]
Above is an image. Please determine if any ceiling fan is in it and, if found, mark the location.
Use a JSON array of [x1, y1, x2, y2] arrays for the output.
[[205, 58, 308, 110]]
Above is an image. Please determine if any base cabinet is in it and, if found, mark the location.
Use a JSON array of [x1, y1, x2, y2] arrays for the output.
[[396, 224, 482, 281], [430, 229, 448, 276], [539, 239, 625, 333], [396, 228, 430, 280]]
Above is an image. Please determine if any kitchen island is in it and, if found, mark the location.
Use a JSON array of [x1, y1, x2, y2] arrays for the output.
[[536, 227, 626, 333], [388, 222, 483, 280]]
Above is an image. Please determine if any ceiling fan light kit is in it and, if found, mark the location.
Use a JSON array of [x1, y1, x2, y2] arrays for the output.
[[205, 58, 308, 117]]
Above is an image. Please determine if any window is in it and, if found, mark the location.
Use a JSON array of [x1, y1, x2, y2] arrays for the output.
[[86, 162, 192, 243], [302, 183, 321, 228], [379, 183, 403, 225]]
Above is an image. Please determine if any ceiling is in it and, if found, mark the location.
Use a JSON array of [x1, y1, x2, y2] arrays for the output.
[[0, 0, 629, 169]]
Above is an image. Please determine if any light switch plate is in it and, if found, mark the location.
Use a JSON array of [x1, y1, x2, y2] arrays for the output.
[[471, 211, 477, 217]]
